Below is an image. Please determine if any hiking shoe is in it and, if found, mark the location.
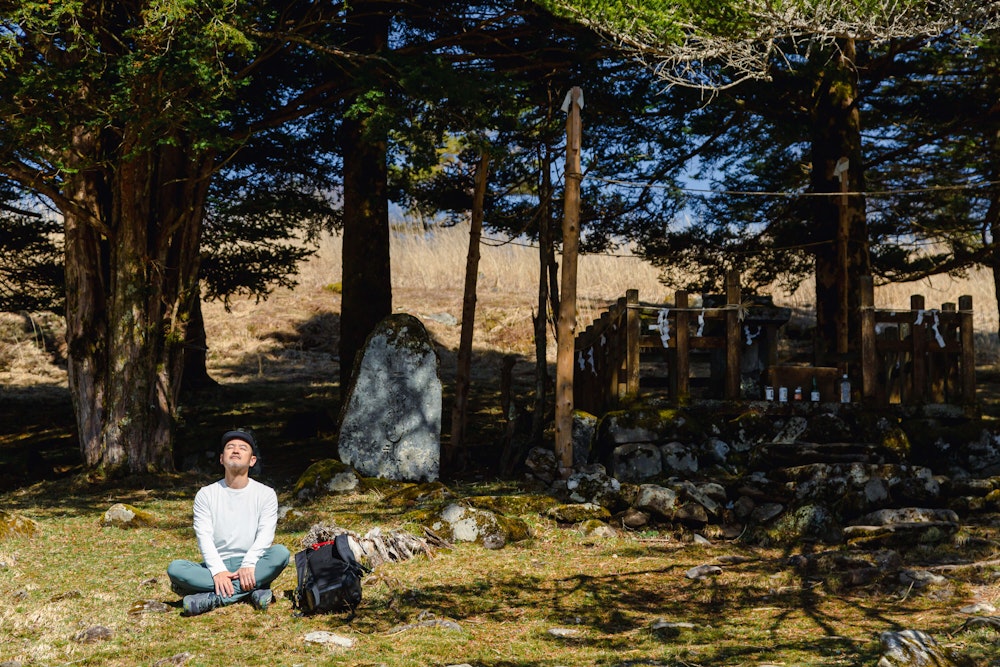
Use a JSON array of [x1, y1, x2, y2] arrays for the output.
[[249, 589, 272, 611], [182, 592, 222, 616]]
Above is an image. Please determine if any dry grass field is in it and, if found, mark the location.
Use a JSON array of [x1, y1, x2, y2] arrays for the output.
[[1, 226, 999, 667], [2, 223, 1000, 477], [200, 224, 1000, 385], [3, 223, 1000, 473]]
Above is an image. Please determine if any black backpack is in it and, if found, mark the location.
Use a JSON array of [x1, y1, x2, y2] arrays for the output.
[[292, 533, 368, 615]]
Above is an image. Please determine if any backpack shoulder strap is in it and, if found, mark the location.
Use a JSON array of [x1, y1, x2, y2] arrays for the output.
[[334, 533, 371, 573]]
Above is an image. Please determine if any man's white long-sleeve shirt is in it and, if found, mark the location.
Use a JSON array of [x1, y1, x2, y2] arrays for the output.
[[192, 478, 278, 576]]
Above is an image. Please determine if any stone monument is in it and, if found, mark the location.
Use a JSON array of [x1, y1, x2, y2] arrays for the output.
[[338, 313, 441, 481]]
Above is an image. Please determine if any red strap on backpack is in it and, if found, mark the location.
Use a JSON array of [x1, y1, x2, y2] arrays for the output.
[[310, 540, 336, 550]]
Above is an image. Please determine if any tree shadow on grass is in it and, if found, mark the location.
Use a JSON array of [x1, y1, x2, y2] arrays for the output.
[[346, 557, 887, 666]]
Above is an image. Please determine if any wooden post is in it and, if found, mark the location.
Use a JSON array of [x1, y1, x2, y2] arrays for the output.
[[673, 290, 690, 401], [860, 276, 877, 402], [448, 152, 490, 466], [959, 295, 975, 405], [910, 295, 926, 403], [835, 157, 850, 361], [555, 87, 583, 476], [724, 270, 741, 399], [605, 300, 625, 407], [927, 303, 953, 402], [624, 289, 640, 398]]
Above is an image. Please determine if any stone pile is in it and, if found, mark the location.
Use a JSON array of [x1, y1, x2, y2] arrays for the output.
[[522, 402, 1000, 546]]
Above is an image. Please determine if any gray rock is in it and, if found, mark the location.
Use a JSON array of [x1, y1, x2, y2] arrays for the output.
[[612, 443, 661, 482], [546, 503, 610, 523], [852, 507, 960, 526], [771, 504, 842, 544], [429, 503, 529, 550], [685, 564, 722, 580], [100, 503, 152, 528], [843, 522, 957, 546], [864, 477, 890, 504], [750, 502, 784, 523], [621, 507, 649, 528], [660, 441, 698, 474], [772, 416, 808, 444], [338, 314, 441, 482], [703, 437, 730, 463], [152, 653, 194, 666], [597, 412, 662, 445], [877, 629, 958, 667], [733, 495, 755, 519], [524, 447, 558, 484], [128, 599, 171, 615], [548, 627, 583, 638], [565, 465, 621, 507], [579, 521, 617, 538], [899, 569, 947, 589], [423, 312, 457, 326], [674, 502, 708, 524], [73, 626, 113, 643], [634, 484, 678, 518], [572, 412, 597, 467], [674, 480, 722, 517], [303, 631, 355, 648]]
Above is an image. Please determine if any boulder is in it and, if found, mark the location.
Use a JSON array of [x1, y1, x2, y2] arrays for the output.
[[338, 314, 441, 482]]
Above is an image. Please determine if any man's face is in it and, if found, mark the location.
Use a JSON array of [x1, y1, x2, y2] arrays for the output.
[[221, 438, 256, 472]]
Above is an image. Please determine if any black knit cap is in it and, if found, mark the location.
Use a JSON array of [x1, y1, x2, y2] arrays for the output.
[[220, 429, 261, 476], [220, 429, 257, 455]]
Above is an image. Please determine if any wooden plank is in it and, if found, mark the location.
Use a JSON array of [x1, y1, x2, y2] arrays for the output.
[[725, 270, 741, 399], [909, 295, 926, 402], [860, 276, 877, 403], [959, 295, 975, 405], [674, 290, 690, 400], [625, 289, 640, 398]]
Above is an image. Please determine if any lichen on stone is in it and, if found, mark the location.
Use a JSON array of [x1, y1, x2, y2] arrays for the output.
[[0, 510, 39, 539]]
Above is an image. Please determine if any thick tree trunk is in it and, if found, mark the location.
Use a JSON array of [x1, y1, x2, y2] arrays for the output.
[[64, 125, 112, 469], [339, 1, 392, 396], [64, 133, 209, 475], [810, 38, 871, 370]]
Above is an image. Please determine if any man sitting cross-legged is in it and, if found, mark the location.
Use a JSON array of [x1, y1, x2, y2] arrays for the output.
[[167, 429, 290, 616]]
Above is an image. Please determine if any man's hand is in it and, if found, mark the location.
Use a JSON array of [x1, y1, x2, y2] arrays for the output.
[[213, 571, 236, 597], [235, 566, 256, 592]]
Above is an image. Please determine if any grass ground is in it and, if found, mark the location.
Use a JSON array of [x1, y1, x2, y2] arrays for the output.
[[3, 471, 998, 667], [1, 229, 999, 666]]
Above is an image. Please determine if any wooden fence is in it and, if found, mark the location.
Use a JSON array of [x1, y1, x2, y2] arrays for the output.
[[573, 272, 975, 415]]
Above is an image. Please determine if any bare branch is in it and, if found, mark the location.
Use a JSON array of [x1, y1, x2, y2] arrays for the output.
[[547, 0, 1000, 90]]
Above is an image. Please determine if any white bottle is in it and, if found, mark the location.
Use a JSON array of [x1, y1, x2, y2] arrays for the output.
[[839, 374, 851, 403]]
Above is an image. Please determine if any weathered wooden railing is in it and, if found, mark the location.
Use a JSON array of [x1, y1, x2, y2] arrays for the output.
[[572, 290, 640, 416], [859, 275, 975, 406], [574, 271, 748, 414], [573, 272, 976, 415]]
